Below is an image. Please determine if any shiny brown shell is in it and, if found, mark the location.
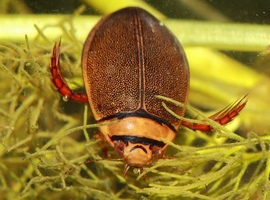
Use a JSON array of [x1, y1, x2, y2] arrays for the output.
[[82, 7, 189, 130]]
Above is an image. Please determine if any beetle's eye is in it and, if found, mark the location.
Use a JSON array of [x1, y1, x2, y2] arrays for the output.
[[151, 145, 162, 159], [114, 141, 125, 156], [119, 145, 124, 152]]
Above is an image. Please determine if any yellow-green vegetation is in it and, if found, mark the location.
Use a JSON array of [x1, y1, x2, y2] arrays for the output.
[[0, 0, 270, 199]]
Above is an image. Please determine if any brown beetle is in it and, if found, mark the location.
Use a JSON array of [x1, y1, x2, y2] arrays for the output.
[[50, 7, 247, 173]]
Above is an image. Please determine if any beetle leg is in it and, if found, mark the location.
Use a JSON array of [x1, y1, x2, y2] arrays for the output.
[[50, 41, 88, 103], [182, 95, 248, 131], [123, 164, 130, 177], [94, 133, 109, 158]]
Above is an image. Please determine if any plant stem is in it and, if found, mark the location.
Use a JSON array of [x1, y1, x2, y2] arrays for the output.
[[0, 14, 269, 51]]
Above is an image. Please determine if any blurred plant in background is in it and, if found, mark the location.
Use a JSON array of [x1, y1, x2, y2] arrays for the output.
[[0, 0, 270, 199]]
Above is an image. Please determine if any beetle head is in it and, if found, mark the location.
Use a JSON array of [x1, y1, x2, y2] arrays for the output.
[[99, 117, 175, 170], [113, 140, 162, 168]]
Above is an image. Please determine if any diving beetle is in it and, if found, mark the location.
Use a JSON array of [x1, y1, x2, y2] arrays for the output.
[[50, 7, 247, 173]]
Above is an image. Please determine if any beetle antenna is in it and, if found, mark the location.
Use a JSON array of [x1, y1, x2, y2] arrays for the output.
[[151, 156, 207, 188], [65, 157, 124, 175], [170, 166, 207, 188]]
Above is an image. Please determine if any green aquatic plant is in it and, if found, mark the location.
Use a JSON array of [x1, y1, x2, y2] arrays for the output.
[[0, 0, 270, 199]]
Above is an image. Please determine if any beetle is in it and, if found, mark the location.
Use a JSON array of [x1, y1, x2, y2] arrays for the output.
[[50, 7, 247, 173]]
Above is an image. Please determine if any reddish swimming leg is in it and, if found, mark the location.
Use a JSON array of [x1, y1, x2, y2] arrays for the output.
[[50, 41, 88, 103], [182, 95, 248, 131], [94, 133, 109, 158]]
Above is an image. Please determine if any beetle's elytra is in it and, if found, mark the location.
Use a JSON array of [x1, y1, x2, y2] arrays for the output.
[[50, 7, 247, 172]]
